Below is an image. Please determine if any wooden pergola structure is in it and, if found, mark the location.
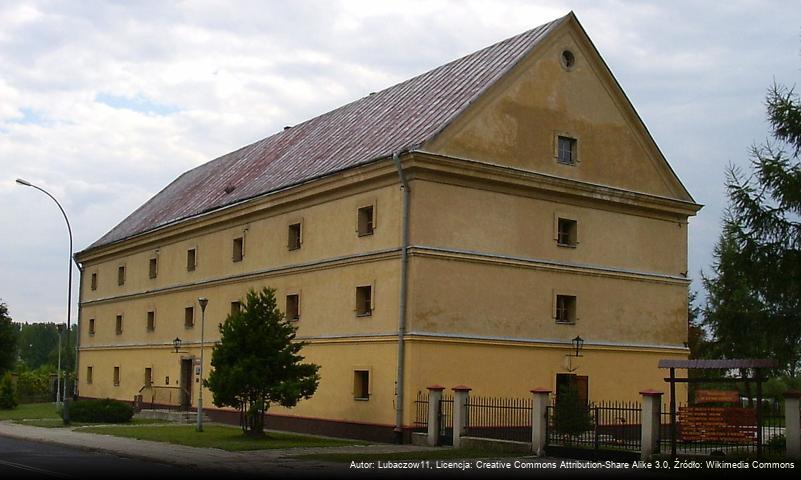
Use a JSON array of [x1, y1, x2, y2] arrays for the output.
[[658, 358, 778, 458]]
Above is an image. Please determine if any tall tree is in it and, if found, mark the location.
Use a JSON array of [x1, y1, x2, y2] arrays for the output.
[[206, 287, 320, 436], [704, 81, 801, 377], [0, 301, 19, 373]]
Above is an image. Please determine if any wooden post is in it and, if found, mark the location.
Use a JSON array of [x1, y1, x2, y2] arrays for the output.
[[756, 369, 763, 458], [426, 385, 444, 447]]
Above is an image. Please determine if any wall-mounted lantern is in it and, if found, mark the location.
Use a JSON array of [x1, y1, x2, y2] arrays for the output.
[[572, 335, 584, 357], [172, 337, 183, 354]]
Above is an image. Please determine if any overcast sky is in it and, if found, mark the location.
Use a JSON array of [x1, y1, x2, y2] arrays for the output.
[[1, 0, 800, 324]]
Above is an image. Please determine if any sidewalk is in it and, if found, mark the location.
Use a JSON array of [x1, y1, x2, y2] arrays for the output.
[[0, 421, 439, 475]]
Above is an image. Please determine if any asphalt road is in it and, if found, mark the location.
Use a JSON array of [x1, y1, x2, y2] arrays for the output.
[[0, 435, 205, 479]]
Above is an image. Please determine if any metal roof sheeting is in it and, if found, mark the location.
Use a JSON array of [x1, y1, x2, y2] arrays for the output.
[[86, 16, 565, 251]]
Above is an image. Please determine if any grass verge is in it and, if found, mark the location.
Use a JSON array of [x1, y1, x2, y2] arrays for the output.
[[0, 402, 60, 421], [14, 417, 170, 428], [79, 424, 361, 451], [289, 448, 534, 463]]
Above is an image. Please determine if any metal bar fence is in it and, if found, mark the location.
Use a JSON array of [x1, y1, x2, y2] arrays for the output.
[[464, 395, 532, 442], [413, 391, 429, 433], [546, 400, 642, 452], [440, 395, 454, 445]]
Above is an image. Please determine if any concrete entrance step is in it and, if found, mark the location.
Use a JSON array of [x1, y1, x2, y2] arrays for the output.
[[135, 409, 211, 424]]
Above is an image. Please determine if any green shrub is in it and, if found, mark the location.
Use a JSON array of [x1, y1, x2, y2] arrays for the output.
[[16, 369, 51, 402], [69, 398, 133, 423], [0, 372, 18, 409], [554, 384, 593, 435]]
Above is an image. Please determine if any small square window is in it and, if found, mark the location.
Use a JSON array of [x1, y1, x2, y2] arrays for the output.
[[288, 223, 302, 250], [89, 318, 95, 336], [115, 315, 123, 335], [184, 306, 195, 328], [144, 367, 152, 387], [117, 265, 126, 286], [113, 366, 120, 386], [555, 295, 577, 324], [90, 273, 97, 291], [356, 286, 372, 316], [354, 370, 370, 400], [557, 218, 578, 247], [557, 136, 577, 165], [187, 248, 196, 271], [230, 301, 242, 317], [149, 257, 158, 279], [357, 205, 374, 236], [86, 366, 93, 384], [146, 311, 155, 331], [286, 294, 300, 321], [232, 237, 244, 262]]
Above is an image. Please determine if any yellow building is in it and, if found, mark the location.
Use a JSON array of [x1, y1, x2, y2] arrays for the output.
[[75, 12, 701, 442]]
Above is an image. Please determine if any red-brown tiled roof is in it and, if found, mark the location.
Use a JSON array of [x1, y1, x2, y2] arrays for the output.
[[86, 15, 566, 251]]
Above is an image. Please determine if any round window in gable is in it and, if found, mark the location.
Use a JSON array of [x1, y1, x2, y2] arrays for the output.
[[561, 49, 575, 70]]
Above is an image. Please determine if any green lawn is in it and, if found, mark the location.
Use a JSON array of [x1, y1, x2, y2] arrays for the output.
[[14, 417, 169, 428], [290, 448, 534, 463], [0, 402, 60, 421], [79, 424, 361, 451]]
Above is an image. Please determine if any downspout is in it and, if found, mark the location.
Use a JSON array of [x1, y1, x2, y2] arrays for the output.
[[392, 151, 410, 443], [74, 259, 84, 399]]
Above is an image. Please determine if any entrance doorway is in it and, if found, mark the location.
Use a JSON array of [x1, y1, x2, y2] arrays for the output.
[[556, 373, 588, 406], [180, 358, 193, 411]]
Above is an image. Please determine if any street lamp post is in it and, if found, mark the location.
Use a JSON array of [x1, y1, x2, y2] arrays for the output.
[[197, 297, 208, 432], [16, 178, 74, 424], [56, 326, 63, 406]]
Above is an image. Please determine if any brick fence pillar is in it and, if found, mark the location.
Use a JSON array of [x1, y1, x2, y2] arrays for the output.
[[530, 388, 551, 456], [452, 385, 471, 448], [785, 390, 801, 460], [640, 389, 663, 460], [426, 385, 444, 446]]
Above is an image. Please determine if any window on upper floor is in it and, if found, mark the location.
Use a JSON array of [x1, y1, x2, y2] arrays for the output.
[[187, 248, 197, 272], [355, 286, 373, 317], [353, 370, 370, 400], [285, 294, 300, 321], [357, 205, 374, 236], [86, 366, 93, 384], [557, 218, 578, 247], [288, 223, 302, 250], [147, 311, 155, 331], [555, 295, 577, 324], [117, 265, 126, 286], [115, 315, 123, 335], [89, 318, 95, 336], [149, 257, 158, 279], [232, 237, 244, 262], [113, 366, 120, 386], [557, 135, 577, 165], [230, 301, 242, 317], [90, 272, 97, 291], [184, 306, 195, 328]]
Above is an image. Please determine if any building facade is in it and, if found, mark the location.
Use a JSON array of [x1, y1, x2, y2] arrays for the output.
[[75, 13, 701, 441]]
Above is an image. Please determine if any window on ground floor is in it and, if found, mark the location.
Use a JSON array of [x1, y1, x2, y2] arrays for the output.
[[113, 366, 120, 386], [353, 370, 370, 400]]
